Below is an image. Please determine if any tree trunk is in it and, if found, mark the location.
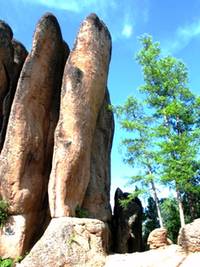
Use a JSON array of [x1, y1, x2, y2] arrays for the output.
[[176, 189, 185, 227], [150, 179, 164, 228]]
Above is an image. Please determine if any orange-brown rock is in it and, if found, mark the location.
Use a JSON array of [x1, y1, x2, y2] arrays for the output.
[[147, 228, 172, 249], [0, 39, 28, 149], [48, 13, 112, 217], [0, 20, 13, 131], [178, 218, 200, 252], [0, 13, 68, 257], [82, 89, 114, 222]]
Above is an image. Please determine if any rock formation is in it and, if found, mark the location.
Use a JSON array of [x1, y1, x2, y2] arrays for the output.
[[82, 88, 114, 223], [0, 12, 114, 263], [112, 188, 143, 253], [16, 218, 108, 267], [48, 13, 112, 218], [0, 13, 69, 257], [0, 20, 14, 137], [0, 39, 28, 149], [178, 218, 200, 252], [147, 228, 172, 249]]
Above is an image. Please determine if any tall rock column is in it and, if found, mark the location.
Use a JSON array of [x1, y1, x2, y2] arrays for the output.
[[0, 39, 28, 149], [0, 13, 69, 258], [0, 21, 13, 132], [48, 13, 112, 217], [82, 88, 114, 223]]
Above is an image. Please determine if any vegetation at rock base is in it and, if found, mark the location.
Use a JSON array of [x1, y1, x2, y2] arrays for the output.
[[0, 258, 13, 267], [75, 205, 89, 218], [114, 34, 200, 243], [0, 200, 9, 227]]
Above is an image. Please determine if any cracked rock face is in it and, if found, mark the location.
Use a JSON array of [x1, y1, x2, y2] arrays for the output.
[[0, 13, 69, 257], [16, 218, 108, 267], [48, 13, 112, 218], [82, 88, 114, 223]]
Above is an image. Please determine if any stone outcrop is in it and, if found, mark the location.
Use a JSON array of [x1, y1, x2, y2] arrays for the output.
[[147, 228, 172, 249], [0, 12, 113, 261], [82, 88, 114, 223], [0, 13, 69, 257], [178, 218, 200, 252], [48, 13, 112, 218], [16, 218, 108, 267], [112, 188, 143, 253]]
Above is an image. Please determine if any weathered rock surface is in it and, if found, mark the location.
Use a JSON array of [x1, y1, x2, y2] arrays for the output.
[[16, 217, 108, 267], [105, 245, 200, 267], [0, 13, 68, 257], [82, 88, 114, 223], [0, 20, 13, 131], [48, 13, 112, 218], [147, 228, 172, 249], [112, 188, 143, 253], [0, 39, 28, 149], [178, 218, 200, 252]]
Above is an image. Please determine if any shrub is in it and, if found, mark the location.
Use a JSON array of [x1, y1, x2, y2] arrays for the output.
[[0, 258, 13, 267], [0, 200, 9, 227], [75, 205, 88, 218]]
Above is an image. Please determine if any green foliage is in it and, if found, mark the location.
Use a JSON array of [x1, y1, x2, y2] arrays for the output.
[[160, 198, 180, 243], [0, 200, 9, 227], [119, 188, 146, 208], [0, 258, 13, 267], [136, 34, 200, 195], [75, 205, 89, 218], [143, 197, 159, 247]]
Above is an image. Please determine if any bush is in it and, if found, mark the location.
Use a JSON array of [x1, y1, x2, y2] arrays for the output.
[[0, 258, 13, 267], [0, 200, 9, 227]]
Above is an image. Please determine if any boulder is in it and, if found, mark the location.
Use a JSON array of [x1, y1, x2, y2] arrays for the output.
[[48, 13, 112, 218], [16, 217, 108, 267], [178, 218, 200, 252], [82, 88, 114, 223], [147, 228, 172, 249], [0, 13, 68, 257], [112, 188, 143, 253]]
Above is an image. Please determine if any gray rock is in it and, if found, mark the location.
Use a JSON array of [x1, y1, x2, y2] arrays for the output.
[[16, 217, 108, 267], [112, 188, 143, 253]]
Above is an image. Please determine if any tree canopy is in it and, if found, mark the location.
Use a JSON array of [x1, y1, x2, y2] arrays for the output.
[[115, 34, 200, 233]]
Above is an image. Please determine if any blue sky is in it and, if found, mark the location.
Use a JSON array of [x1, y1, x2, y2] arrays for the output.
[[1, 0, 200, 204]]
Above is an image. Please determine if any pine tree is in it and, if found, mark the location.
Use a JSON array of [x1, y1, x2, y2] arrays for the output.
[[136, 35, 200, 227]]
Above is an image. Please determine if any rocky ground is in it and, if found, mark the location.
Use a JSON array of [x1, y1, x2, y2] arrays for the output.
[[105, 245, 200, 267]]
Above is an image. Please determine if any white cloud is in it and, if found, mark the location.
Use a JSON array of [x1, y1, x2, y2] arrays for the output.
[[21, 0, 117, 13], [122, 23, 133, 38], [163, 19, 200, 54]]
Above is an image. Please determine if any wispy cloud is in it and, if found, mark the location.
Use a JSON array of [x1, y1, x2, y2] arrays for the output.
[[121, 23, 133, 38], [21, 0, 116, 13], [163, 19, 200, 54]]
